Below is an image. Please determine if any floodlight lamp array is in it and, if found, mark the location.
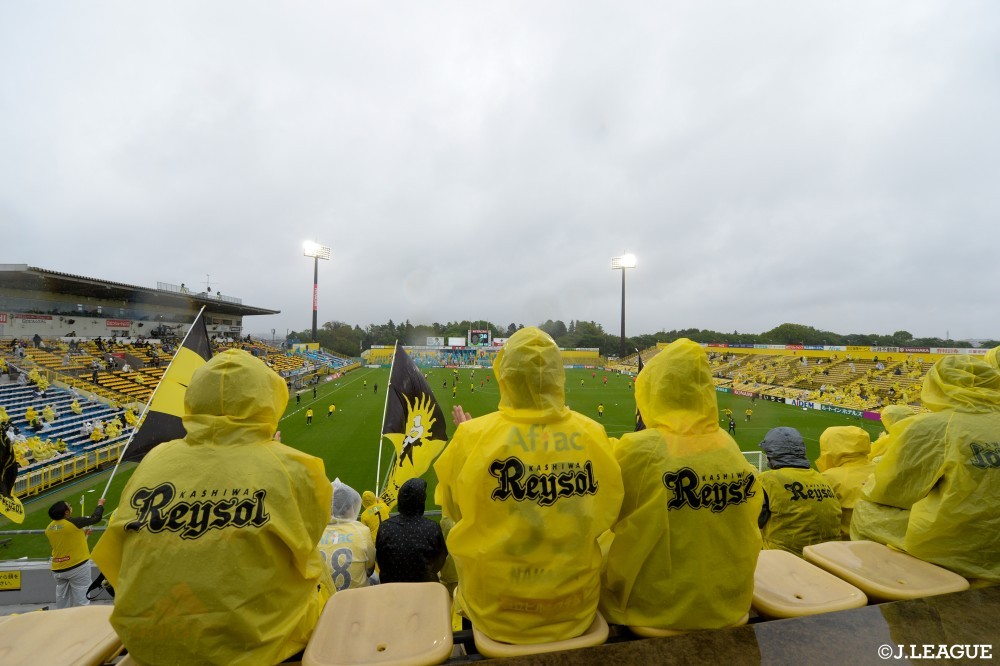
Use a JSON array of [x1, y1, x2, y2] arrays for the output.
[[611, 254, 637, 270], [303, 241, 331, 260]]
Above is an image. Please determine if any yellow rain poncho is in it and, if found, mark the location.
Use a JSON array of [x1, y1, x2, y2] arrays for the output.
[[852, 355, 1000, 581], [434, 327, 623, 644], [92, 350, 333, 665], [759, 428, 841, 555], [816, 426, 874, 537], [600, 339, 762, 631], [869, 405, 913, 462], [984, 345, 1000, 370]]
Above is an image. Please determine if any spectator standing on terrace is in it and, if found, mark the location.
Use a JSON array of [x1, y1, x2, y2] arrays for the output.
[[92, 350, 334, 665], [816, 426, 875, 538], [375, 478, 446, 583], [600, 338, 762, 632], [45, 497, 106, 608], [758, 428, 841, 555], [435, 327, 623, 643], [852, 355, 1000, 581]]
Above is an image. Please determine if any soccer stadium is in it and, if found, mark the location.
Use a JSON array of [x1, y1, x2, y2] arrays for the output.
[[1, 264, 996, 664]]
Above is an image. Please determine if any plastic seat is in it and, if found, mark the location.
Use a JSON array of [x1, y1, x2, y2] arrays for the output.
[[752, 549, 867, 618], [803, 540, 970, 602], [303, 582, 453, 666], [472, 612, 609, 658], [0, 605, 122, 666], [630, 612, 748, 638]]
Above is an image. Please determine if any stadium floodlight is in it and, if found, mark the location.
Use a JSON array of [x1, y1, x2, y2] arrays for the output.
[[611, 254, 637, 358], [303, 241, 332, 342]]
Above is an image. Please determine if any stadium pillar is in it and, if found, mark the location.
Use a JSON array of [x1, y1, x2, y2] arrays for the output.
[[303, 241, 331, 342], [611, 254, 637, 359]]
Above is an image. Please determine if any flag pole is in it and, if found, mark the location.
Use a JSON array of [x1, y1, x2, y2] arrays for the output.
[[374, 340, 398, 492], [99, 306, 206, 500]]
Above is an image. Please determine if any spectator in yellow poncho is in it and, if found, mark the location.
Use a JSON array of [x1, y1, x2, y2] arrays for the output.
[[758, 427, 841, 555], [869, 405, 913, 462], [0, 406, 8, 424], [24, 406, 40, 428], [93, 349, 333, 665], [434, 326, 623, 644], [816, 426, 875, 538], [124, 408, 138, 426], [105, 420, 121, 440], [852, 355, 1000, 581], [42, 404, 57, 423], [70, 400, 83, 415], [89, 424, 105, 442], [600, 338, 762, 631]]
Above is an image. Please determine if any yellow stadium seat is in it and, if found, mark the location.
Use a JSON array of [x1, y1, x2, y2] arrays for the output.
[[303, 582, 452, 666], [803, 540, 970, 602], [752, 548, 867, 619], [0, 605, 121, 666], [629, 613, 748, 638], [472, 612, 608, 658]]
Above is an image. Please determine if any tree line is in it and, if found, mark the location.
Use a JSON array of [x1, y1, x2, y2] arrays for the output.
[[287, 320, 998, 359]]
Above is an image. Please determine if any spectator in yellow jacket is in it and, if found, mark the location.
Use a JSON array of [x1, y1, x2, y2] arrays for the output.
[[758, 427, 841, 555], [600, 338, 762, 631], [435, 326, 623, 644], [92, 349, 334, 665], [816, 426, 875, 538], [852, 355, 1000, 581]]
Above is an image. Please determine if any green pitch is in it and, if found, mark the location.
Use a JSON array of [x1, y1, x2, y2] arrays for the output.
[[1, 367, 886, 559]]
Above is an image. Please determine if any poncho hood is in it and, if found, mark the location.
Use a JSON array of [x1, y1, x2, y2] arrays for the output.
[[760, 427, 810, 470], [816, 426, 871, 471], [495, 327, 569, 422], [921, 355, 1000, 413], [182, 349, 288, 448], [636, 338, 718, 434]]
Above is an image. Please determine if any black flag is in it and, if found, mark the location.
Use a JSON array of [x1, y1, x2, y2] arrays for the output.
[[122, 310, 212, 462], [635, 349, 646, 431], [379, 344, 448, 509]]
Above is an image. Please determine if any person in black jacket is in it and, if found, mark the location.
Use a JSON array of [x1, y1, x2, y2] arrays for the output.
[[375, 478, 447, 583]]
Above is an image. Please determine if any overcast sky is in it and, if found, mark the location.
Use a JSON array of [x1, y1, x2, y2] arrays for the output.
[[2, 2, 998, 340]]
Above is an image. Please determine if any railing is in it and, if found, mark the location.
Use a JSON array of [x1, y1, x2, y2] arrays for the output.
[[157, 281, 242, 305], [13, 441, 125, 498]]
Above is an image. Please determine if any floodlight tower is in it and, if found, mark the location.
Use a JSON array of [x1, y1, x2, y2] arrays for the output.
[[303, 241, 331, 342], [611, 253, 637, 358]]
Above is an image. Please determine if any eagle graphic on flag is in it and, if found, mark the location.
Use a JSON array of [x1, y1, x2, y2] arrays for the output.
[[379, 345, 448, 510]]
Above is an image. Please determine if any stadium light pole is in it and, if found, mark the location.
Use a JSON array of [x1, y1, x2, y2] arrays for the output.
[[611, 254, 637, 359], [303, 241, 331, 343]]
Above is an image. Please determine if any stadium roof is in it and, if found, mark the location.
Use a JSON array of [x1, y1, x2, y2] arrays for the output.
[[0, 264, 279, 317]]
